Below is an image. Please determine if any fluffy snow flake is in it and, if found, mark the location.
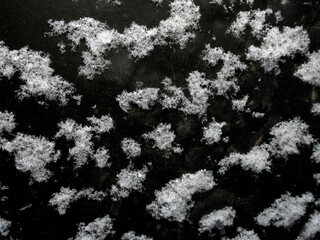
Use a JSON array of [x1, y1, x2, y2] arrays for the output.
[[311, 143, 320, 163], [223, 227, 260, 240], [121, 231, 153, 240], [246, 26, 310, 73], [93, 147, 111, 168], [269, 117, 314, 159], [110, 165, 148, 200], [87, 115, 114, 134], [146, 170, 216, 222], [294, 51, 320, 86], [198, 207, 236, 234], [116, 88, 160, 112], [232, 95, 249, 112], [202, 118, 226, 145], [72, 215, 114, 240], [55, 119, 94, 168], [0, 217, 11, 237], [297, 211, 320, 240], [121, 138, 141, 159], [218, 144, 271, 175], [142, 123, 182, 154], [0, 41, 76, 105], [2, 133, 60, 182], [311, 103, 320, 116], [255, 192, 314, 228], [0, 111, 15, 135], [49, 187, 107, 215]]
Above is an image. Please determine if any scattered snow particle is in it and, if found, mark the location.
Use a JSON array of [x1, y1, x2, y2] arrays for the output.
[[146, 170, 216, 222], [251, 111, 265, 118], [255, 192, 314, 228], [232, 95, 249, 112]]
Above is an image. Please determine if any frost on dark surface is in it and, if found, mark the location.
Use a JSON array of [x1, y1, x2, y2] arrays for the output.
[[1, 0, 320, 239]]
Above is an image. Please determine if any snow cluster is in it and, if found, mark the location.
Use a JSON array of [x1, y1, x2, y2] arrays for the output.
[[294, 51, 320, 86], [121, 231, 153, 240], [246, 26, 310, 74], [218, 117, 314, 174], [0, 217, 11, 237], [49, 187, 107, 215], [311, 143, 320, 163], [55, 117, 113, 168], [48, 0, 201, 79], [202, 118, 226, 145], [71, 215, 114, 240], [211, 0, 255, 13], [0, 41, 76, 105], [146, 170, 216, 222], [255, 192, 314, 228], [1, 133, 60, 182], [116, 88, 160, 112], [142, 123, 183, 154], [121, 138, 141, 159], [0, 111, 15, 135], [198, 206, 236, 234], [297, 211, 320, 240], [110, 165, 148, 200]]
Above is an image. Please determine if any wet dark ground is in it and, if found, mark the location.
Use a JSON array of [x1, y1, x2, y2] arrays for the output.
[[1, 0, 320, 239]]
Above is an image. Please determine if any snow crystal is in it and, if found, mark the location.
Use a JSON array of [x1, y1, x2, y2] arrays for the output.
[[2, 133, 60, 182], [110, 165, 148, 200], [255, 192, 314, 228], [0, 41, 76, 105], [121, 231, 153, 240], [121, 138, 141, 159], [198, 206, 236, 233], [251, 111, 264, 118], [294, 51, 320, 86], [116, 88, 159, 112], [246, 26, 310, 74], [297, 211, 320, 240], [202, 118, 226, 145], [72, 215, 114, 240], [146, 170, 216, 222]]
